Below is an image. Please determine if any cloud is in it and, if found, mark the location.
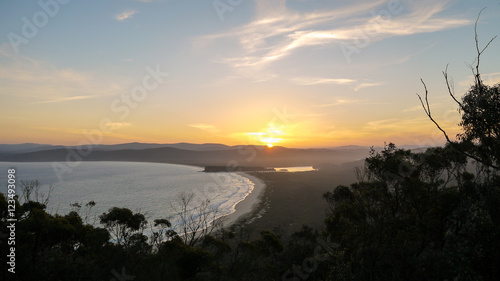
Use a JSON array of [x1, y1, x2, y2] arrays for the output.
[[103, 122, 131, 130], [32, 95, 99, 104], [366, 118, 399, 129], [392, 41, 439, 64], [354, 82, 384, 91], [35, 122, 131, 133], [292, 77, 356, 86], [403, 105, 425, 112], [483, 72, 500, 86], [0, 43, 128, 103], [34, 126, 156, 143], [201, 0, 470, 78], [200, 0, 386, 76], [364, 117, 432, 133], [292, 76, 385, 94], [190, 123, 220, 133], [115, 10, 137, 21], [301, 113, 327, 118], [459, 72, 500, 88], [315, 99, 360, 107]]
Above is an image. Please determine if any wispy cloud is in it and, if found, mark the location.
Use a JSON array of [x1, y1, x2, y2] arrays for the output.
[[199, 0, 386, 78], [0, 43, 128, 103], [366, 118, 400, 129], [459, 72, 500, 88], [291, 76, 384, 93], [103, 122, 131, 130], [115, 10, 137, 21], [354, 82, 384, 91], [392, 41, 440, 65], [32, 95, 99, 104], [403, 105, 425, 112], [189, 123, 220, 133], [402, 101, 442, 112], [292, 77, 356, 86], [315, 99, 360, 107], [363, 117, 440, 135], [35, 126, 156, 143], [200, 0, 470, 79]]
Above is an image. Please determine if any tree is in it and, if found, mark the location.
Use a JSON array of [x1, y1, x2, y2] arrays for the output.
[[323, 13, 500, 280], [323, 144, 469, 280], [150, 218, 176, 250], [170, 192, 222, 246], [99, 207, 147, 246], [418, 9, 499, 170], [70, 200, 97, 224]]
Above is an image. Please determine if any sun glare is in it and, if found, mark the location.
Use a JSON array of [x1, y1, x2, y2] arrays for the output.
[[261, 137, 282, 145], [246, 123, 288, 147]]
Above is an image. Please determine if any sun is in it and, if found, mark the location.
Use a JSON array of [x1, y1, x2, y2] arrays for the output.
[[246, 123, 286, 147], [261, 137, 281, 147]]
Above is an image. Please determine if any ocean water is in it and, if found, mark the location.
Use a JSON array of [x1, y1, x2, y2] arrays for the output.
[[0, 161, 254, 229]]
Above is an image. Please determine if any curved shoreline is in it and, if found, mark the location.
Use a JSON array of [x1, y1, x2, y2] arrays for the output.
[[221, 172, 266, 227], [0, 161, 266, 231]]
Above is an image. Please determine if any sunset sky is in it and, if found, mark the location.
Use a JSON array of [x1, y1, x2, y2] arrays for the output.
[[1, 0, 499, 148]]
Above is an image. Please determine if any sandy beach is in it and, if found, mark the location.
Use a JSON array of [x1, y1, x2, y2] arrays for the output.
[[221, 172, 267, 227], [226, 167, 360, 236]]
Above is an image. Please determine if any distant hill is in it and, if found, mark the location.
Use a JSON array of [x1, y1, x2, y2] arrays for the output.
[[0, 143, 372, 168], [0, 142, 235, 154], [330, 145, 371, 150], [90, 142, 234, 151], [0, 143, 65, 154]]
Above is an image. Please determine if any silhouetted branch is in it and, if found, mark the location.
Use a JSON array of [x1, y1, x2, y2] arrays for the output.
[[442, 65, 465, 112], [417, 83, 499, 170], [417, 80, 453, 144], [474, 8, 497, 86], [417, 9, 499, 171]]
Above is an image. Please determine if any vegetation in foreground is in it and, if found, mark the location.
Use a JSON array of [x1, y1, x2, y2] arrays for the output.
[[1, 30, 499, 281]]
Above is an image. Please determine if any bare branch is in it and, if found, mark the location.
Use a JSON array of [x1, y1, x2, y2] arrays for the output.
[[474, 8, 497, 86], [170, 191, 221, 246], [442, 65, 465, 112], [417, 80, 453, 144], [417, 80, 500, 170]]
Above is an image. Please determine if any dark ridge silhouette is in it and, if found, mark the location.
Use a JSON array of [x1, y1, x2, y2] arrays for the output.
[[0, 143, 65, 154], [0, 145, 371, 168], [0, 142, 235, 153]]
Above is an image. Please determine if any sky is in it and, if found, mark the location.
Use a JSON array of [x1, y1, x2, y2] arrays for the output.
[[0, 0, 499, 148]]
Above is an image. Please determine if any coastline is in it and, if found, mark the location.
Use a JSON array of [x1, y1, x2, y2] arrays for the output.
[[0, 161, 269, 232], [221, 172, 266, 227]]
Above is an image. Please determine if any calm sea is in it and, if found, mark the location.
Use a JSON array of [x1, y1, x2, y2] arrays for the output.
[[0, 161, 254, 228]]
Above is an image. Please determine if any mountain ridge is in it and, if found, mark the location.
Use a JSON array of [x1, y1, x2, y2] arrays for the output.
[[0, 144, 373, 168]]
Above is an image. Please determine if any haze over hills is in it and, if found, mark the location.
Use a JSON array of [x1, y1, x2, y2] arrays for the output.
[[0, 142, 234, 154], [0, 142, 379, 169], [0, 143, 66, 154]]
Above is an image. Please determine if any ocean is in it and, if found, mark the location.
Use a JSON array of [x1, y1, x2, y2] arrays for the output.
[[0, 161, 255, 230]]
